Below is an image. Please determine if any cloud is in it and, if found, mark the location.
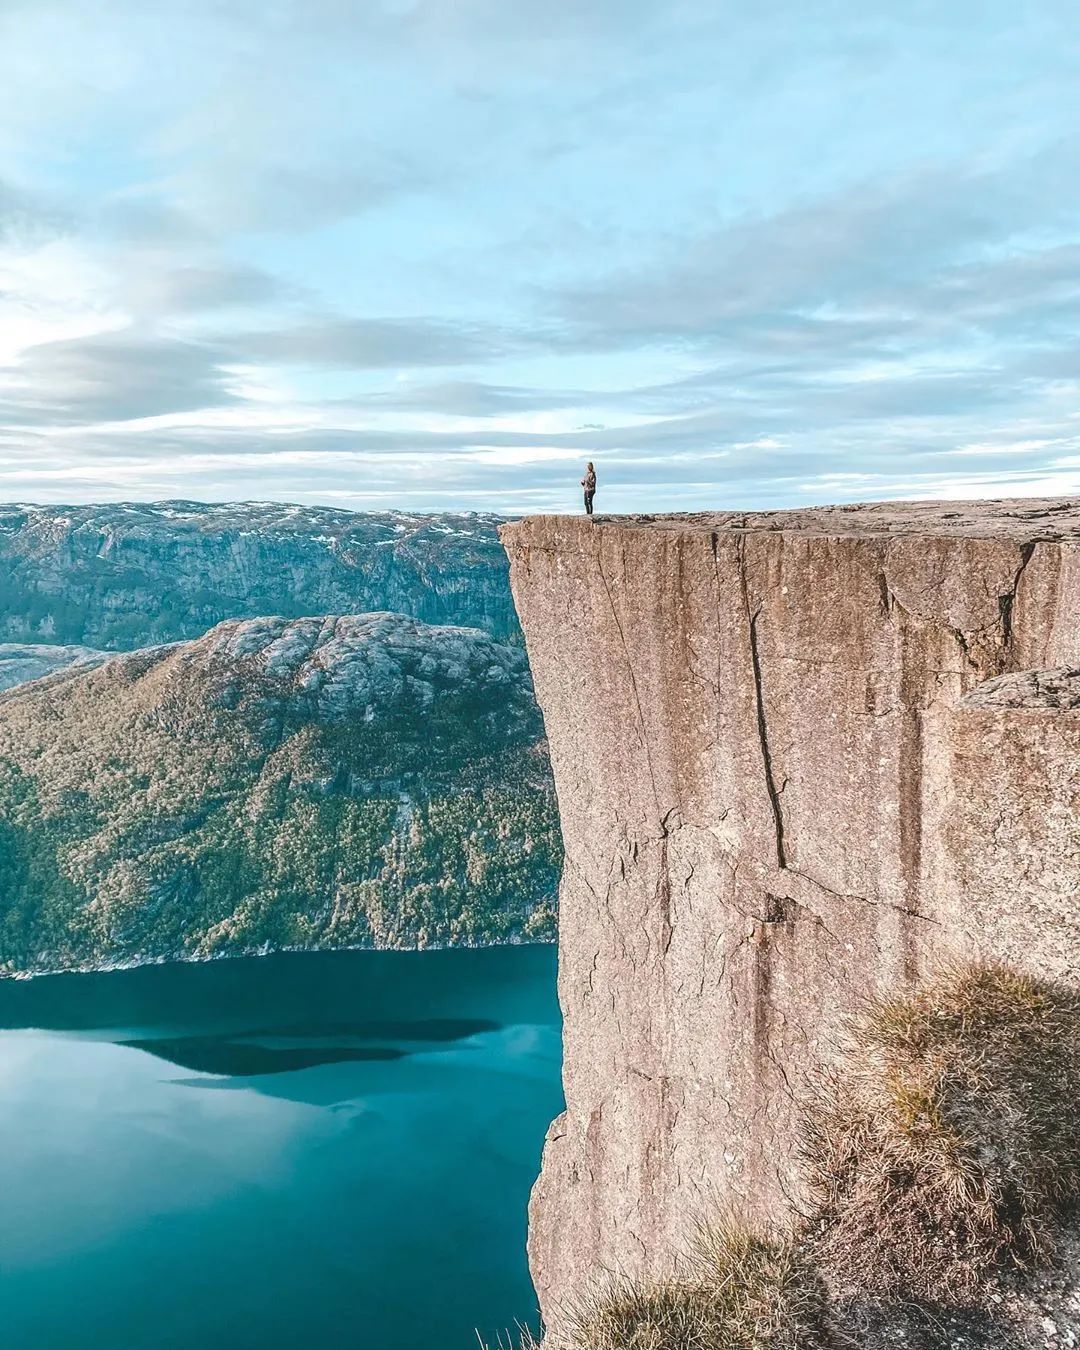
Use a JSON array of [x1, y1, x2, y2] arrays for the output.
[[347, 379, 595, 416], [0, 330, 237, 424], [165, 154, 431, 235], [0, 178, 69, 243], [2, 2, 1080, 510], [3, 421, 1078, 517], [552, 151, 1080, 349], [123, 261, 287, 316], [231, 317, 504, 369]]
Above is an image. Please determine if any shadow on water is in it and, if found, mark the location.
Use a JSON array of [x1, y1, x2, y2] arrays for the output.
[[119, 1017, 502, 1074], [0, 943, 558, 1038], [231, 1017, 502, 1040], [120, 1036, 411, 1075], [0, 943, 563, 1350]]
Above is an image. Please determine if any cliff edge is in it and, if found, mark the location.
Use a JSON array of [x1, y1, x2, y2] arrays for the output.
[[501, 499, 1080, 1325]]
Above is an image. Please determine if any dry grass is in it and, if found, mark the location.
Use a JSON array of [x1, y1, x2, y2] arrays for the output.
[[537, 1221, 835, 1350], [803, 963, 1080, 1303]]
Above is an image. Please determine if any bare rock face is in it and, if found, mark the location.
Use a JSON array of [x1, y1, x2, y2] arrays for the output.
[[0, 642, 107, 691], [500, 499, 1080, 1326], [0, 502, 518, 647]]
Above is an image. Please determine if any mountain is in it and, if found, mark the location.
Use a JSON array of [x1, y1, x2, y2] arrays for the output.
[[0, 643, 107, 691], [0, 502, 517, 649], [0, 613, 559, 975]]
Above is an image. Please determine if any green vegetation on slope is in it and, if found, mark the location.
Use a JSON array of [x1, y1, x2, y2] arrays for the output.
[[0, 614, 560, 974]]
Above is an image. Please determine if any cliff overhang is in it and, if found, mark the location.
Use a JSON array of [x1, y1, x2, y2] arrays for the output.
[[501, 498, 1080, 1326]]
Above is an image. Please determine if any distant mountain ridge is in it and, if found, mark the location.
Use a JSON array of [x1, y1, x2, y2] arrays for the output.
[[0, 501, 517, 649], [0, 613, 559, 975]]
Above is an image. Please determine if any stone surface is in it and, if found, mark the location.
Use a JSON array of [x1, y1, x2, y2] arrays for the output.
[[0, 642, 107, 691], [585, 496, 1080, 539], [929, 668, 1080, 985], [501, 499, 1080, 1326]]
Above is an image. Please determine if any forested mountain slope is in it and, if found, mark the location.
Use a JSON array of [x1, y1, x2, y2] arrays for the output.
[[0, 613, 558, 974]]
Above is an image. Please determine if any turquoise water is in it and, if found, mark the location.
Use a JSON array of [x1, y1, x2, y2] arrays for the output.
[[0, 945, 562, 1350]]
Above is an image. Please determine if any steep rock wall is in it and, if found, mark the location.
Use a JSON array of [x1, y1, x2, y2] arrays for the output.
[[501, 499, 1080, 1324], [0, 503, 517, 646]]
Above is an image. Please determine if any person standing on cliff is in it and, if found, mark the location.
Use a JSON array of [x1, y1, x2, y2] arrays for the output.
[[581, 462, 597, 515]]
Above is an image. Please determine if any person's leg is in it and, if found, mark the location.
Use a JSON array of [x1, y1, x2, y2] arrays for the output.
[[585, 492, 594, 515]]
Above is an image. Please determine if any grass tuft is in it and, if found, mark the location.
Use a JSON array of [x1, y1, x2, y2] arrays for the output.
[[803, 962, 1080, 1303], [542, 1221, 835, 1350]]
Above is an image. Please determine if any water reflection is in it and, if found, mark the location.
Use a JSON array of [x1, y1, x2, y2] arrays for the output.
[[0, 944, 562, 1350], [121, 1036, 409, 1074], [120, 1016, 500, 1075]]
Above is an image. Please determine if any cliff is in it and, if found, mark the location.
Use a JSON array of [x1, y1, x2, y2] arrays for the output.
[[501, 499, 1080, 1325], [0, 614, 558, 974], [0, 503, 517, 647]]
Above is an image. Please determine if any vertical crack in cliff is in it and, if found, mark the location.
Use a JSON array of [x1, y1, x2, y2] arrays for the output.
[[894, 610, 926, 977], [1000, 540, 1036, 659], [877, 570, 894, 618], [751, 609, 790, 869], [736, 537, 788, 870]]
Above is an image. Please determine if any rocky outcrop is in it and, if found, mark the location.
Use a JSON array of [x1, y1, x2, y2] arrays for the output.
[[0, 613, 559, 974], [500, 499, 1080, 1325], [0, 502, 517, 647], [0, 642, 107, 691]]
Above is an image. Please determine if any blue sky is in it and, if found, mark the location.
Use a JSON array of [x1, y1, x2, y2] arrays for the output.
[[2, 0, 1080, 514]]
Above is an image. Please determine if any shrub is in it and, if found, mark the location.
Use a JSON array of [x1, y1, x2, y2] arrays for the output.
[[803, 963, 1080, 1303], [538, 1222, 835, 1350]]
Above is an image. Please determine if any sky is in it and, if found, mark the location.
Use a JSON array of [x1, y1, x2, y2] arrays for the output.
[[2, 0, 1080, 515]]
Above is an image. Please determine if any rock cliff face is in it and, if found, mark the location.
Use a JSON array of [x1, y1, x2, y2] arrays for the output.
[[0, 614, 558, 974], [501, 499, 1080, 1325], [0, 502, 517, 648]]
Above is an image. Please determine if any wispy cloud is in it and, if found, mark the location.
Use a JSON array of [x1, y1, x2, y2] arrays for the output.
[[1, 1, 1079, 509], [231, 317, 506, 370], [0, 331, 238, 424]]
